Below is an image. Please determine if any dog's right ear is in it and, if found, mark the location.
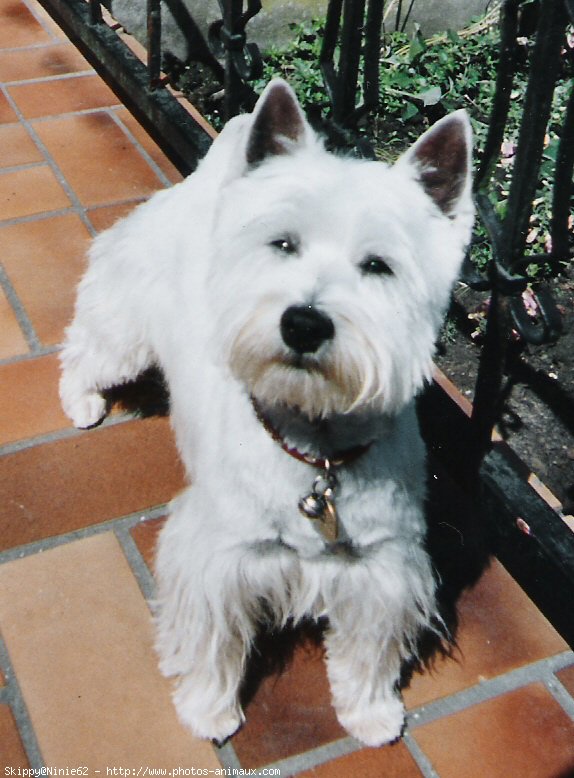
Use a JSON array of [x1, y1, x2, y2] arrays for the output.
[[245, 79, 312, 167]]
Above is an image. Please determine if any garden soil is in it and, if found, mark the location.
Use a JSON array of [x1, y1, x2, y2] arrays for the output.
[[436, 274, 574, 517]]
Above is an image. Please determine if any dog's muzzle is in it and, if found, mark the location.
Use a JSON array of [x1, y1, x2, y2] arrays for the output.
[[280, 305, 335, 355]]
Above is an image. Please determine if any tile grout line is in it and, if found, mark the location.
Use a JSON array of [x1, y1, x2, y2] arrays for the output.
[[402, 730, 440, 778], [21, 104, 124, 124], [107, 110, 174, 190], [0, 161, 48, 175], [3, 69, 96, 88], [0, 205, 80, 229], [0, 195, 147, 233], [0, 503, 169, 567], [247, 651, 574, 776], [22, 0, 64, 42], [0, 411, 137, 458], [545, 673, 574, 720], [406, 650, 574, 730], [3, 94, 175, 196], [114, 524, 158, 603], [0, 632, 45, 769], [0, 343, 60, 368], [0, 41, 66, 53], [0, 259, 41, 352], [214, 742, 243, 772], [255, 736, 362, 777], [7, 103, 128, 127], [0, 83, 98, 238]]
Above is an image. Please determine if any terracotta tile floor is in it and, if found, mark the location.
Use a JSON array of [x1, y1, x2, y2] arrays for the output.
[[1, 1, 573, 775]]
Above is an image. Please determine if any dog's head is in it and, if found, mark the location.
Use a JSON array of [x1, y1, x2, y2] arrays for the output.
[[208, 79, 474, 419]]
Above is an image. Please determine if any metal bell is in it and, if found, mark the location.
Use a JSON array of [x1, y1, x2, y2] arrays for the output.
[[298, 492, 326, 519]]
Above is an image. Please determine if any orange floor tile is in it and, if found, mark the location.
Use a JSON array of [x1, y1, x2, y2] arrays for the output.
[[1, 0, 573, 775]]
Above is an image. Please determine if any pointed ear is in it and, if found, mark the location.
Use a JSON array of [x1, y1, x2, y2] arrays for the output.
[[396, 110, 473, 217], [246, 79, 312, 167]]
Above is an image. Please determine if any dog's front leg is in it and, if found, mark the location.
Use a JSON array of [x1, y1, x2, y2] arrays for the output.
[[322, 550, 436, 747], [168, 627, 249, 744], [325, 619, 406, 747], [155, 501, 257, 743], [156, 577, 252, 743], [60, 246, 155, 428]]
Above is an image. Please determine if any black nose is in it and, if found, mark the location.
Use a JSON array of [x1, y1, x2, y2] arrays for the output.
[[280, 305, 335, 354]]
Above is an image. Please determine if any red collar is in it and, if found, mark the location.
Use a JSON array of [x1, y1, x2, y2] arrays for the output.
[[252, 399, 373, 468]]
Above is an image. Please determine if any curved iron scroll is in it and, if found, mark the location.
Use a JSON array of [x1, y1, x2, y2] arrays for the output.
[[466, 0, 573, 347], [208, 0, 263, 118], [147, 0, 263, 120], [470, 0, 573, 458]]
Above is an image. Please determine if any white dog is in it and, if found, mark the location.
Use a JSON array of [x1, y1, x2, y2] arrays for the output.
[[60, 79, 473, 747]]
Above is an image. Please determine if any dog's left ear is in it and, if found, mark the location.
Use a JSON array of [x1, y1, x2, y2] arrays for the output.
[[396, 110, 473, 218], [246, 79, 312, 167]]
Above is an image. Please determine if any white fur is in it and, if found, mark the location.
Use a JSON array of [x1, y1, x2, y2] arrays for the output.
[[60, 80, 474, 747]]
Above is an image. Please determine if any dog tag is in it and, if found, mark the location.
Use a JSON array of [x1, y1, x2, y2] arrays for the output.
[[321, 489, 339, 542], [298, 463, 339, 542]]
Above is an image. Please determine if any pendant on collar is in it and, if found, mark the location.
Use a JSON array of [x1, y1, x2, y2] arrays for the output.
[[298, 459, 339, 542], [251, 398, 373, 543]]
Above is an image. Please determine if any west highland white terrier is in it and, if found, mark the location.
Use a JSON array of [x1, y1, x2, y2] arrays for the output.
[[60, 79, 473, 747]]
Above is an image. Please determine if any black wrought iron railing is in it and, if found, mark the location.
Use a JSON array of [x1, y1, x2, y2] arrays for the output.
[[470, 0, 573, 458], [37, 0, 574, 645]]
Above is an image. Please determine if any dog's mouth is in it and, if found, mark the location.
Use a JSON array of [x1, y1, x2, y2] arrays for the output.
[[283, 353, 323, 372]]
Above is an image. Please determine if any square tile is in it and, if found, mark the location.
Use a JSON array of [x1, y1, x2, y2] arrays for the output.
[[20, 0, 67, 40], [0, 353, 69, 445], [32, 113, 165, 207], [403, 560, 569, 708], [116, 109, 184, 184], [86, 200, 146, 233], [0, 286, 28, 359], [0, 0, 53, 48], [232, 634, 344, 768], [0, 122, 43, 167], [1, 213, 90, 345], [298, 742, 423, 777], [412, 684, 574, 778], [0, 42, 90, 82], [0, 705, 29, 769], [8, 73, 118, 119], [0, 532, 221, 769], [0, 165, 70, 220], [0, 91, 19, 125], [0, 416, 185, 551]]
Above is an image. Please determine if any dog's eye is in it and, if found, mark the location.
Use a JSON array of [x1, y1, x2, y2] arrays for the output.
[[360, 255, 394, 277], [270, 237, 298, 255]]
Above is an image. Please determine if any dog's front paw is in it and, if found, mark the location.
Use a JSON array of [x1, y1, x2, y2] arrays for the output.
[[176, 702, 245, 744], [337, 695, 405, 747], [62, 390, 107, 429], [173, 682, 244, 744]]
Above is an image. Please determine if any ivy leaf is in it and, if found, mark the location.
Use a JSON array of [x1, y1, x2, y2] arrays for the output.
[[402, 102, 419, 120], [419, 86, 442, 106], [409, 30, 426, 62], [542, 138, 559, 161]]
